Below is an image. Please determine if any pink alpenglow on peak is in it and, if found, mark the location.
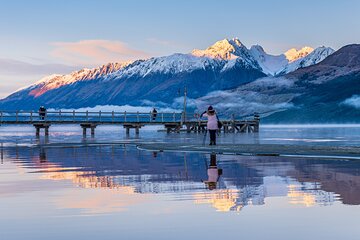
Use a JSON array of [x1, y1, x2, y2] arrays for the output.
[[191, 38, 247, 60], [28, 62, 131, 97], [284, 47, 314, 62], [191, 38, 333, 76]]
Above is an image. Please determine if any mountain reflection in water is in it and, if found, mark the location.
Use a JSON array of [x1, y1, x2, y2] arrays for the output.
[[1, 144, 360, 214]]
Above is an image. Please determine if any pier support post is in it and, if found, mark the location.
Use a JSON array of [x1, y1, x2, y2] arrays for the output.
[[33, 123, 51, 137], [253, 113, 260, 133], [80, 123, 97, 137], [239, 124, 247, 133], [164, 123, 181, 133], [123, 124, 143, 136], [231, 121, 235, 133], [45, 127, 49, 136], [186, 123, 191, 133], [254, 124, 259, 132]]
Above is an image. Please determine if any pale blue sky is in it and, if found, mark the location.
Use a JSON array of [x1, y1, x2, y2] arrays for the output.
[[0, 0, 359, 97]]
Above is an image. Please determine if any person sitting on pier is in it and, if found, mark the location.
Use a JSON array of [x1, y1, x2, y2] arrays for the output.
[[200, 106, 218, 145], [152, 108, 157, 121], [38, 106, 46, 120]]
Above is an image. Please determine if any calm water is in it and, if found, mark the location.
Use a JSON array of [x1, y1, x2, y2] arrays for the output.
[[0, 125, 360, 240], [1, 124, 360, 146]]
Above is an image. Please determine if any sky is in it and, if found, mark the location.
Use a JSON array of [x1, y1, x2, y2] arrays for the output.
[[0, 0, 359, 98]]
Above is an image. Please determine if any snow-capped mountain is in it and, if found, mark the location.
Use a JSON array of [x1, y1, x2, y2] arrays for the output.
[[0, 38, 336, 112], [21, 62, 131, 98], [104, 54, 223, 80], [192, 38, 334, 76], [194, 44, 360, 123], [284, 46, 314, 62], [249, 45, 289, 75], [249, 45, 334, 75], [276, 46, 335, 75], [0, 40, 267, 109], [11, 38, 333, 96], [191, 38, 261, 70]]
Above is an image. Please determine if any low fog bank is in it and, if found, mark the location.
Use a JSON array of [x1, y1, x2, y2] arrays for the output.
[[50, 105, 180, 113], [192, 76, 297, 117], [342, 95, 360, 109]]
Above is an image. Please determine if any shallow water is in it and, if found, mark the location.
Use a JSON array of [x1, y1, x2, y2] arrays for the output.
[[1, 124, 360, 146], [0, 125, 360, 239]]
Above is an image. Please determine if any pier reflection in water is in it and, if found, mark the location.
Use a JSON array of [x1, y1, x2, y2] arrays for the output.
[[1, 144, 360, 239]]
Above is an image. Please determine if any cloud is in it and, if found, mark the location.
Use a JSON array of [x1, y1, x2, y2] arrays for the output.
[[342, 95, 360, 109], [49, 104, 179, 113], [189, 77, 297, 117], [171, 96, 198, 109], [51, 40, 150, 66], [195, 90, 294, 117], [0, 58, 78, 75], [140, 99, 169, 107], [247, 76, 295, 88]]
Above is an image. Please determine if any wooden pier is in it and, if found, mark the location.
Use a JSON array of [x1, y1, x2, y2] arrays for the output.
[[0, 110, 260, 136]]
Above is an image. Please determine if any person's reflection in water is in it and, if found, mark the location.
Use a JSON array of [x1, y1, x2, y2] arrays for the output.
[[203, 153, 222, 190], [39, 147, 47, 163]]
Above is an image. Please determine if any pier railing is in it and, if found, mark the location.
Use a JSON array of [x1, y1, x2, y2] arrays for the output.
[[0, 110, 260, 135], [0, 110, 197, 124]]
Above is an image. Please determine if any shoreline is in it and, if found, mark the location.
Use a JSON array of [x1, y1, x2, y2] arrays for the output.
[[3, 141, 360, 160]]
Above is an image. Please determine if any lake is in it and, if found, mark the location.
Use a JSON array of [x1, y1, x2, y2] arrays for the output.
[[0, 125, 359, 240]]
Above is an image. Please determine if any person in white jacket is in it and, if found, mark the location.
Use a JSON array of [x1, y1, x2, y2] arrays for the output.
[[200, 106, 218, 145]]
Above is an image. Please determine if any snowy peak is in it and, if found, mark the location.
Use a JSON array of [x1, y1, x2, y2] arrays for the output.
[[277, 46, 335, 75], [13, 37, 335, 100], [250, 44, 334, 76], [28, 39, 334, 95], [191, 38, 246, 60], [107, 53, 222, 80], [250, 45, 266, 55], [191, 38, 261, 70], [249, 45, 288, 75], [192, 39, 333, 75], [284, 46, 314, 62], [287, 44, 360, 79], [28, 61, 131, 97]]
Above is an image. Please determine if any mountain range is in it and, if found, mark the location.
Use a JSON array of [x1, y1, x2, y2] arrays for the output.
[[1, 38, 359, 123], [199, 44, 360, 123]]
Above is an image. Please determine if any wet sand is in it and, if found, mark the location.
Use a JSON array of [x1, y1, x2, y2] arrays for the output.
[[137, 143, 360, 159]]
